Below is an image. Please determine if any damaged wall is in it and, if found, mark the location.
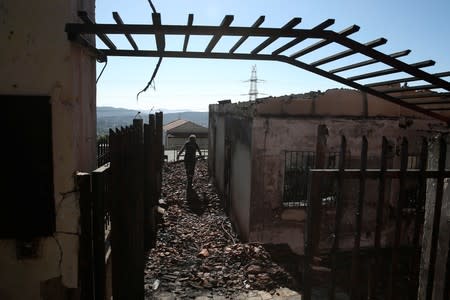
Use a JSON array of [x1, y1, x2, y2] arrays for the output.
[[209, 89, 448, 255], [0, 0, 96, 299]]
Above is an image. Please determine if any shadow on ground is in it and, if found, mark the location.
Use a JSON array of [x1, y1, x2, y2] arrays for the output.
[[186, 187, 206, 215]]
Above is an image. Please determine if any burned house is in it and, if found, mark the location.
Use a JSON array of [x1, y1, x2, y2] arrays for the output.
[[208, 88, 449, 255]]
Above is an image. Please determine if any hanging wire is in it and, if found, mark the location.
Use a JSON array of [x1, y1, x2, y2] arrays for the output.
[[136, 0, 163, 101], [148, 0, 157, 13], [136, 56, 163, 100], [96, 59, 108, 83]]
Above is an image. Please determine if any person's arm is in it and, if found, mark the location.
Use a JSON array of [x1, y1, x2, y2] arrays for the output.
[[196, 143, 202, 158], [177, 144, 186, 160]]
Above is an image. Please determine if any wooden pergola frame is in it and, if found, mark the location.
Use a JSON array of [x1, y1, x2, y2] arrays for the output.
[[66, 11, 450, 124]]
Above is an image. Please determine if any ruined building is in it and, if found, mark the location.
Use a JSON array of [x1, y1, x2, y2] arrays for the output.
[[208, 88, 449, 254]]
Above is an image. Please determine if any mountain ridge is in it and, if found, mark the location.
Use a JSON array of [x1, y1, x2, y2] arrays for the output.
[[97, 106, 208, 136]]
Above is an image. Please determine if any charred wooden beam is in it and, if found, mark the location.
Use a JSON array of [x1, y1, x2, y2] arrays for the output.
[[152, 13, 165, 52], [311, 38, 386, 67], [400, 92, 450, 99], [229, 16, 265, 53], [251, 17, 301, 54], [279, 56, 450, 124], [205, 15, 234, 53], [112, 12, 138, 50], [408, 99, 450, 105], [290, 25, 360, 59], [66, 22, 329, 38], [182, 14, 194, 52], [272, 19, 335, 55], [329, 50, 411, 74], [78, 11, 117, 50], [379, 84, 440, 94], [328, 31, 450, 91], [365, 71, 450, 88], [347, 60, 435, 81]]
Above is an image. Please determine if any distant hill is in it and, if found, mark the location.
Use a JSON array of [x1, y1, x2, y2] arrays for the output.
[[97, 106, 208, 136]]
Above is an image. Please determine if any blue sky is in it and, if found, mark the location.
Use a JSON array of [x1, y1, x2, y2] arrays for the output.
[[95, 0, 450, 112]]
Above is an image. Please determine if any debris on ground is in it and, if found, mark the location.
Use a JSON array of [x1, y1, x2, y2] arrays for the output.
[[145, 160, 299, 299]]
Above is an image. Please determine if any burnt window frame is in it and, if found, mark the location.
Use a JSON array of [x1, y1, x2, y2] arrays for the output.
[[282, 150, 340, 208]]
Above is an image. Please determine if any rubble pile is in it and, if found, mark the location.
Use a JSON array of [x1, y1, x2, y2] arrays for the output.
[[145, 160, 298, 299]]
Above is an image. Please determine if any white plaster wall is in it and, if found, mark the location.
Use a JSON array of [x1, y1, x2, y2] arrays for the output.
[[0, 0, 96, 299], [230, 137, 252, 240], [214, 116, 226, 194]]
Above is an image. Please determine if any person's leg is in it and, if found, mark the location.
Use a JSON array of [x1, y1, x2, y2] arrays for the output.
[[185, 161, 194, 190]]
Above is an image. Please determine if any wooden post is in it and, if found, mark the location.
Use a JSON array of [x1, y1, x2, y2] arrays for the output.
[[409, 137, 428, 299], [369, 136, 388, 300], [350, 136, 368, 300], [77, 173, 94, 300], [92, 169, 106, 300], [387, 137, 408, 300], [418, 136, 447, 300], [303, 125, 328, 300], [329, 135, 347, 300], [155, 112, 163, 197]]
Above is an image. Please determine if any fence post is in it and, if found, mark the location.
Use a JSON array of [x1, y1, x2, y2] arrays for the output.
[[303, 124, 328, 300], [77, 172, 94, 300], [155, 112, 163, 197], [92, 169, 106, 300], [329, 135, 347, 300], [350, 136, 368, 300], [369, 136, 388, 299]]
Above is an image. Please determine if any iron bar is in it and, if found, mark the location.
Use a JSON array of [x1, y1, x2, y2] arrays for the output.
[[365, 71, 450, 88], [347, 60, 435, 81], [310, 38, 386, 67], [290, 25, 360, 59], [77, 11, 117, 50], [205, 15, 234, 53], [350, 136, 368, 300], [329, 50, 411, 74], [182, 14, 194, 52], [229, 16, 265, 53], [272, 19, 335, 55], [329, 136, 347, 300], [251, 17, 301, 54], [152, 13, 165, 52], [112, 12, 138, 50]]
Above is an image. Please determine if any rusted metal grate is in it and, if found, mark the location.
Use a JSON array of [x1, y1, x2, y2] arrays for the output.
[[66, 11, 450, 124]]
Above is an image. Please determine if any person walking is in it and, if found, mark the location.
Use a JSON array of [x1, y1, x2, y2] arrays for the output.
[[177, 134, 203, 190]]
